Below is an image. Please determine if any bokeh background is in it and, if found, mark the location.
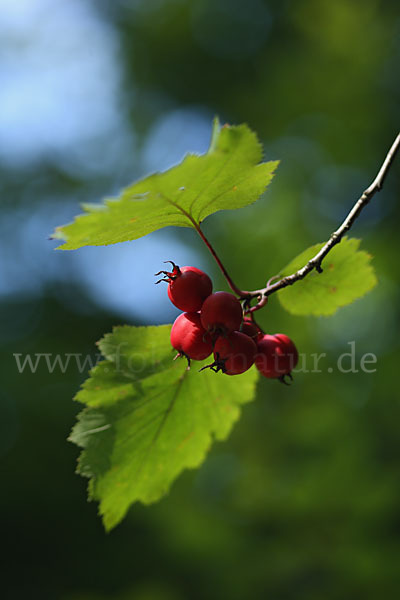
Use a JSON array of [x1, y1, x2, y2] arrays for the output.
[[1, 1, 400, 598]]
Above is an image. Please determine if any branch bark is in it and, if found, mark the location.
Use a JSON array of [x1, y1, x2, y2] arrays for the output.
[[247, 132, 400, 304]]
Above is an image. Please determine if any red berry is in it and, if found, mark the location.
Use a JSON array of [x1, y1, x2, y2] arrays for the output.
[[170, 312, 213, 363], [200, 291, 243, 335], [240, 316, 263, 341], [211, 331, 257, 375], [155, 262, 212, 312], [255, 333, 299, 382]]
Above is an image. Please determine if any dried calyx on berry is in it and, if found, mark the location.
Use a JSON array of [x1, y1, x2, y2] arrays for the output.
[[200, 331, 257, 376], [154, 260, 181, 284], [155, 261, 212, 313], [170, 312, 213, 367]]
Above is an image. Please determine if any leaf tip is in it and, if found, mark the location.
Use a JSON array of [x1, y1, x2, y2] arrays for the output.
[[208, 116, 221, 153], [50, 226, 68, 249]]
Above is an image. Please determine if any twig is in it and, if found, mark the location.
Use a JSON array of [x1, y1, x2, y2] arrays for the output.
[[195, 133, 400, 307], [248, 132, 400, 303]]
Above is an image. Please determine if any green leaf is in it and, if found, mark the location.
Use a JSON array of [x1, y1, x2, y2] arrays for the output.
[[53, 119, 278, 249], [69, 325, 258, 531], [277, 238, 377, 316]]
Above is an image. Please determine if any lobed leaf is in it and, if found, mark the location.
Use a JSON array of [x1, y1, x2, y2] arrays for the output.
[[53, 119, 278, 250], [277, 237, 377, 316], [69, 325, 258, 531]]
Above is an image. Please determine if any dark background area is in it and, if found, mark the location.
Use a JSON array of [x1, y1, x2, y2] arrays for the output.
[[1, 1, 400, 598]]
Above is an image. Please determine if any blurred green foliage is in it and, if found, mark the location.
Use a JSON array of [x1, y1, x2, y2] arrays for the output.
[[1, 1, 400, 599]]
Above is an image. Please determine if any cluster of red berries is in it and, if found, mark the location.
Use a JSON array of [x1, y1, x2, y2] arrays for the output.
[[155, 262, 299, 383]]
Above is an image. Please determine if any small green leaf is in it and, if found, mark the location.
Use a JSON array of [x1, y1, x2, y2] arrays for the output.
[[69, 325, 258, 531], [277, 238, 377, 316], [53, 119, 278, 250]]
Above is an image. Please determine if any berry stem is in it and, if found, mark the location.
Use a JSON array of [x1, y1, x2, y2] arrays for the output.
[[194, 222, 247, 297], [157, 190, 250, 298]]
